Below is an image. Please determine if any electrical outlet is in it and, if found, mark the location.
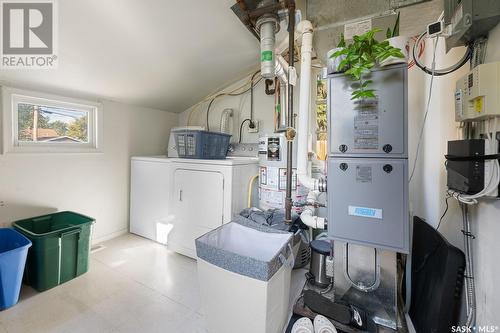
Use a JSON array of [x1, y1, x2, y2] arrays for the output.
[[248, 120, 259, 133]]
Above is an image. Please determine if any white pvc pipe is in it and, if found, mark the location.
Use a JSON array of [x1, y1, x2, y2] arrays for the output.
[[295, 20, 319, 191], [300, 207, 326, 229], [275, 55, 289, 84]]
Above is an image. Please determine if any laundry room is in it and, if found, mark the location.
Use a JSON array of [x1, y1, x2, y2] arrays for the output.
[[0, 1, 500, 332]]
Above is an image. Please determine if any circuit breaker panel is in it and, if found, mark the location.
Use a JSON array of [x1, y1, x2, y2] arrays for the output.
[[327, 64, 410, 253]]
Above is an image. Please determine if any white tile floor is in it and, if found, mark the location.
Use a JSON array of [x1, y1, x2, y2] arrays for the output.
[[0, 234, 305, 333]]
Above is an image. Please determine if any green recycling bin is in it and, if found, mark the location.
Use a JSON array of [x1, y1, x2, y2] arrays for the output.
[[12, 211, 95, 292]]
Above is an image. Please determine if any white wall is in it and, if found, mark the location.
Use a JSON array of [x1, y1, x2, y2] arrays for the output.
[[0, 100, 178, 243], [411, 24, 500, 326], [179, 71, 302, 144]]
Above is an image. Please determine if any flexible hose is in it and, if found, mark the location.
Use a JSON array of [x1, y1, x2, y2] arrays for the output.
[[461, 204, 476, 328], [247, 174, 259, 208]]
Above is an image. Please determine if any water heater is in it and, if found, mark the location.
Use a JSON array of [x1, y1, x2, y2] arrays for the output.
[[258, 134, 306, 211]]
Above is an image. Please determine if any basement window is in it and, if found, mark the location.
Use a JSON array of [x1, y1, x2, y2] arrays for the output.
[[1, 88, 102, 153]]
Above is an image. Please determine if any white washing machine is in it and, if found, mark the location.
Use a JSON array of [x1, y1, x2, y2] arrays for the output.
[[130, 155, 258, 259]]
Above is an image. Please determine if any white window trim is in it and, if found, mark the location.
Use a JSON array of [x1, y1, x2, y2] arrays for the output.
[[1, 87, 103, 154]]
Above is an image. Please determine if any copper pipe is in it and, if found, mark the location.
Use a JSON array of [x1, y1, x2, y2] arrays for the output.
[[284, 0, 295, 224], [236, 0, 247, 11]]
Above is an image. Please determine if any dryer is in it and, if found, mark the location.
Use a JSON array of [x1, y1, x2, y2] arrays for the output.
[[130, 156, 258, 259]]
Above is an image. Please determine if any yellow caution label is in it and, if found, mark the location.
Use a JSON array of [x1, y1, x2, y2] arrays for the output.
[[475, 97, 483, 113]]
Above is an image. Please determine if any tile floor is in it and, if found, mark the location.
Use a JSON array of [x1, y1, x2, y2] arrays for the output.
[[0, 234, 306, 333]]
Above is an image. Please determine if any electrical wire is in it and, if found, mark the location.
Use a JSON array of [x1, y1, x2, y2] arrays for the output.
[[409, 36, 439, 183], [408, 35, 426, 70], [205, 73, 262, 131], [186, 70, 260, 127], [412, 30, 472, 76], [437, 194, 450, 230], [250, 71, 260, 126], [239, 118, 251, 143]]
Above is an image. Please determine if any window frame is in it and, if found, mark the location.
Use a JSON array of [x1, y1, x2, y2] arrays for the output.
[[1, 87, 103, 154]]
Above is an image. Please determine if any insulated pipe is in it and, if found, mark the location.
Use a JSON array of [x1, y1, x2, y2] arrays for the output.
[[295, 20, 319, 191], [257, 14, 279, 79], [284, 0, 295, 224]]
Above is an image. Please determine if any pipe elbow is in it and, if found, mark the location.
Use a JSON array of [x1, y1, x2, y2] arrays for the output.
[[275, 55, 289, 83], [296, 20, 313, 35], [300, 208, 325, 229], [298, 173, 319, 191]]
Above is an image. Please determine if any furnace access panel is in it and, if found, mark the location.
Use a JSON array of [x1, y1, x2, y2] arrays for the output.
[[327, 64, 409, 253], [328, 63, 408, 158]]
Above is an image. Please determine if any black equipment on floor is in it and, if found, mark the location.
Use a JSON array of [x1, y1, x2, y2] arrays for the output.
[[408, 216, 466, 333]]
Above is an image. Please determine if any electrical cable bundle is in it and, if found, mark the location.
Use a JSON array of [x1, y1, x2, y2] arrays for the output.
[[412, 30, 472, 76], [206, 71, 262, 131], [186, 70, 261, 127]]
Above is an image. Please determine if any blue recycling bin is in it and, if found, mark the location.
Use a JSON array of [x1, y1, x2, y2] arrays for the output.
[[0, 228, 32, 310]]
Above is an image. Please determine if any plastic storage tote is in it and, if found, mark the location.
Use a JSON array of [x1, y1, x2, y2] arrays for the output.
[[12, 211, 94, 292], [0, 229, 32, 310], [173, 129, 231, 159], [196, 222, 294, 333]]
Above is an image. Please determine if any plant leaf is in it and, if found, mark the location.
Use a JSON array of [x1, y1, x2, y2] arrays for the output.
[[393, 12, 400, 38], [338, 59, 349, 71], [337, 33, 346, 48], [362, 80, 373, 87]]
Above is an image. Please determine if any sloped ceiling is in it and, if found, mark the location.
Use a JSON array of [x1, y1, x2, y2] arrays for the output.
[[0, 0, 260, 112]]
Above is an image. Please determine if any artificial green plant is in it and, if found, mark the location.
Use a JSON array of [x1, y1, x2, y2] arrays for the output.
[[331, 28, 405, 100]]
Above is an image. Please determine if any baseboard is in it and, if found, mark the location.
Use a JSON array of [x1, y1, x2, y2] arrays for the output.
[[92, 228, 128, 245]]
